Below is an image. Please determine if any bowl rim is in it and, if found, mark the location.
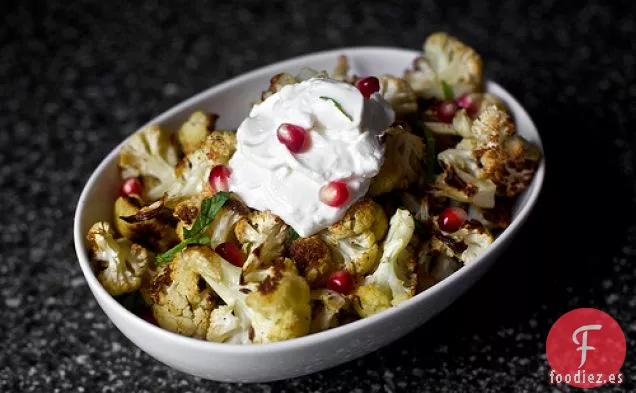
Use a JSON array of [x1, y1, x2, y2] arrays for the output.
[[73, 46, 545, 355]]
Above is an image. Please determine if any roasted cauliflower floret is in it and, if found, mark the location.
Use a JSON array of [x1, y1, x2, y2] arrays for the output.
[[431, 220, 494, 264], [174, 197, 248, 247], [353, 209, 417, 317], [404, 32, 483, 99], [149, 246, 226, 339], [417, 249, 460, 291], [319, 199, 388, 275], [234, 211, 288, 272], [369, 125, 426, 196], [114, 197, 179, 252], [177, 111, 218, 155], [310, 289, 349, 333], [167, 131, 237, 206], [260, 68, 328, 102], [202, 256, 311, 344], [289, 236, 336, 288], [87, 222, 152, 296], [431, 105, 540, 203], [378, 74, 418, 115], [331, 55, 351, 82], [118, 125, 179, 201]]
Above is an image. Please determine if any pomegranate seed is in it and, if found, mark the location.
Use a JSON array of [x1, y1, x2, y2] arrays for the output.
[[215, 242, 247, 267], [436, 100, 458, 123], [319, 181, 349, 207], [121, 177, 142, 197], [277, 123, 307, 153], [355, 76, 380, 98], [209, 165, 231, 193], [327, 271, 354, 295], [437, 207, 467, 233], [456, 94, 478, 117]]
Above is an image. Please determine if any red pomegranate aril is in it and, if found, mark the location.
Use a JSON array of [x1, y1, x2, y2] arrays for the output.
[[436, 100, 458, 123], [319, 181, 349, 207], [277, 123, 307, 153], [209, 165, 231, 193], [121, 177, 142, 197], [215, 242, 247, 267], [437, 207, 467, 233], [355, 76, 380, 98], [456, 94, 478, 117], [327, 271, 354, 295]]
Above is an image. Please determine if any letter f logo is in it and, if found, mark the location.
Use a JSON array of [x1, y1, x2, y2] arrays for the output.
[[572, 324, 602, 368]]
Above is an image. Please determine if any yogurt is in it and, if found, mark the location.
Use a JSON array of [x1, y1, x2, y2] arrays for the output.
[[229, 77, 394, 236]]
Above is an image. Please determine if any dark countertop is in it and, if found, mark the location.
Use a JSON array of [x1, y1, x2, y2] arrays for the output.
[[1, 1, 634, 391]]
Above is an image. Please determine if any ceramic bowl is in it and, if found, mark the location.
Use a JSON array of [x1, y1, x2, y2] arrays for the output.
[[74, 47, 545, 382]]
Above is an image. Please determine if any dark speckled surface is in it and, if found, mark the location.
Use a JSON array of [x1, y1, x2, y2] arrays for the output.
[[1, 0, 635, 391]]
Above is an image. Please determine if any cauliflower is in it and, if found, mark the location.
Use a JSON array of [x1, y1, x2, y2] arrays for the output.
[[260, 68, 328, 102], [423, 93, 506, 133], [319, 199, 388, 275], [369, 125, 426, 196], [331, 55, 352, 82], [87, 222, 152, 296], [177, 111, 218, 155], [288, 236, 336, 288], [417, 248, 460, 291], [468, 202, 512, 230], [431, 105, 541, 203], [174, 250, 310, 344], [166, 131, 237, 206], [234, 211, 288, 272], [377, 74, 418, 116], [353, 209, 417, 317], [404, 32, 483, 100], [118, 125, 179, 201], [310, 289, 349, 333], [174, 196, 248, 247], [399, 192, 447, 224], [114, 197, 179, 252], [430, 219, 494, 264], [149, 246, 222, 339]]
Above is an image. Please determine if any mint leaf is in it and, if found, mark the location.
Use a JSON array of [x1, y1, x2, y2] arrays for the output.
[[183, 192, 230, 238], [285, 227, 300, 248], [441, 80, 454, 100], [421, 122, 437, 183], [320, 96, 353, 121], [156, 234, 211, 265]]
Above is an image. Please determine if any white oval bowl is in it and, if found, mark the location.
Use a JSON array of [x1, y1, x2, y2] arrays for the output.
[[74, 47, 544, 383]]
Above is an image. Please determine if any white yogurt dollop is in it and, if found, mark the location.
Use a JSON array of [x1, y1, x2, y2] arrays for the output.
[[229, 77, 395, 237]]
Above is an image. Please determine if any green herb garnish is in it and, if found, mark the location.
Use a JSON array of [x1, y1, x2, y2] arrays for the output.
[[156, 235, 211, 265], [183, 192, 230, 238], [285, 227, 300, 248], [156, 192, 230, 265], [421, 122, 437, 183], [441, 80, 454, 100], [320, 96, 353, 121]]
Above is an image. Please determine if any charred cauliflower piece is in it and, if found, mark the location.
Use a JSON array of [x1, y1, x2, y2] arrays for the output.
[[205, 257, 311, 344], [114, 197, 178, 252], [430, 219, 494, 264], [310, 289, 349, 333], [353, 209, 417, 317], [177, 111, 218, 155], [234, 211, 288, 272], [289, 236, 336, 288], [370, 125, 426, 196], [149, 246, 231, 339], [432, 105, 540, 204], [87, 222, 152, 296], [260, 68, 328, 102], [405, 32, 483, 99], [319, 199, 388, 275], [378, 74, 418, 116], [118, 125, 179, 201], [167, 131, 237, 206]]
